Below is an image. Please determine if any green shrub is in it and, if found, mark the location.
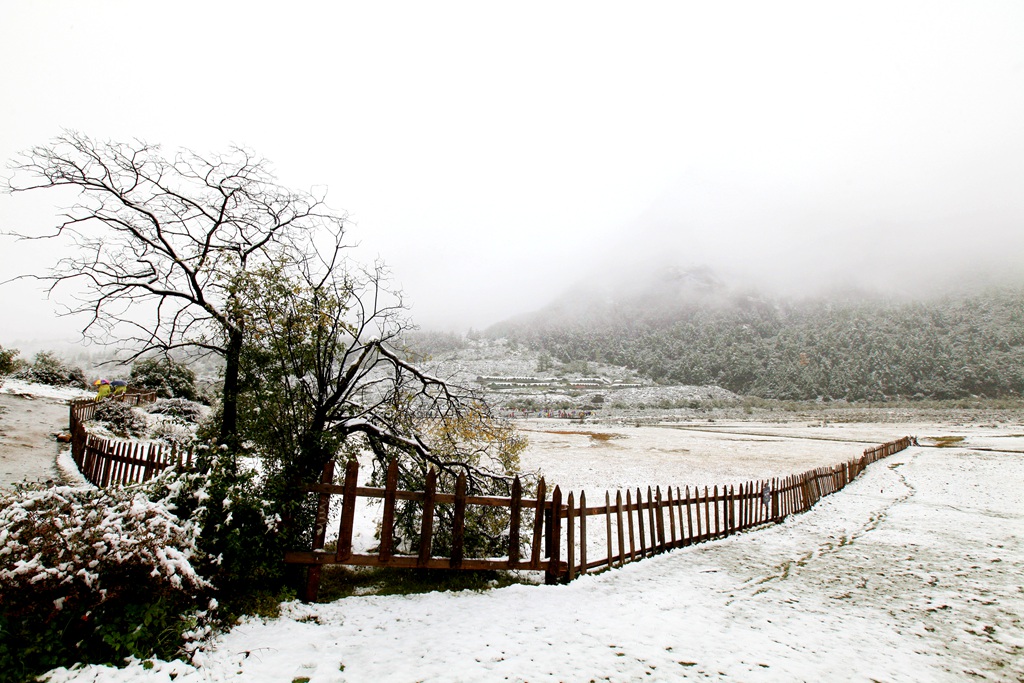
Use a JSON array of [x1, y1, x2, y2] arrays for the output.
[[130, 357, 199, 401], [145, 448, 294, 600], [0, 345, 18, 377]]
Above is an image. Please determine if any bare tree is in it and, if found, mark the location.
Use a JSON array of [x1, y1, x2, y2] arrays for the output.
[[4, 131, 350, 443]]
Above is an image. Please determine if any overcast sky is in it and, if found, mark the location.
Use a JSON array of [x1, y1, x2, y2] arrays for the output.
[[2, 1, 1023, 346]]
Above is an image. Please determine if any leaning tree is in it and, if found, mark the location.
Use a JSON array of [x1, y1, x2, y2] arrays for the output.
[[236, 253, 529, 555], [4, 131, 349, 444]]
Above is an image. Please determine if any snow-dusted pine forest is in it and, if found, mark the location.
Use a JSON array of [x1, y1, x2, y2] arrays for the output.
[[486, 280, 1024, 402]]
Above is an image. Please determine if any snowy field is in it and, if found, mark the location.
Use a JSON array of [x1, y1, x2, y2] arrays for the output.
[[42, 422, 1024, 683]]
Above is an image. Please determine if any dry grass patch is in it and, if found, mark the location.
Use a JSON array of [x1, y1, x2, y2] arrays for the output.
[[928, 435, 966, 448], [541, 430, 627, 443]]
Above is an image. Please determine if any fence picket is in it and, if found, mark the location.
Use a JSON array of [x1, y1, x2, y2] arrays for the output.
[[546, 486, 562, 585], [530, 479, 546, 569], [417, 467, 438, 568], [509, 476, 522, 567], [667, 486, 677, 547], [579, 490, 588, 574], [379, 460, 399, 563], [713, 485, 720, 538], [647, 487, 657, 554], [703, 486, 711, 542], [450, 473, 467, 569], [626, 489, 636, 561], [636, 487, 647, 557], [615, 491, 625, 567], [335, 459, 360, 563], [566, 491, 576, 581], [684, 486, 694, 545], [604, 492, 613, 569], [655, 487, 666, 552], [304, 460, 337, 601]]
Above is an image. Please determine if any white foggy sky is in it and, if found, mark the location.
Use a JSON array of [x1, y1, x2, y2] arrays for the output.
[[2, 1, 1023, 345]]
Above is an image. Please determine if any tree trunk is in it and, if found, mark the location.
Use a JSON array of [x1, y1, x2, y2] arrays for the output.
[[220, 328, 244, 446]]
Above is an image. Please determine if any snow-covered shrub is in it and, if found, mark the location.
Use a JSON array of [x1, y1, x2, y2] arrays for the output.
[[92, 401, 148, 438], [148, 397, 206, 424], [142, 448, 291, 608], [130, 356, 199, 401], [14, 350, 87, 388], [0, 483, 211, 682], [148, 419, 197, 448], [0, 344, 18, 378]]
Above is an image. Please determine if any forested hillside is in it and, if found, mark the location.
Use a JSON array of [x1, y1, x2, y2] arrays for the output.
[[488, 286, 1024, 401]]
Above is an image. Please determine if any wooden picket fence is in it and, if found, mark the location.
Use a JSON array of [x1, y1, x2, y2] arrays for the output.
[[284, 458, 568, 601], [68, 393, 192, 487], [287, 436, 912, 600], [562, 436, 910, 580]]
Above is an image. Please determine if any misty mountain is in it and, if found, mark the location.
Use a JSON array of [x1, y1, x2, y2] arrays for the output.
[[485, 267, 1024, 401], [489, 265, 733, 335]]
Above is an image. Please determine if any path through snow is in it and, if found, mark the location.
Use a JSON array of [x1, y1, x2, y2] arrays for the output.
[[0, 380, 85, 487]]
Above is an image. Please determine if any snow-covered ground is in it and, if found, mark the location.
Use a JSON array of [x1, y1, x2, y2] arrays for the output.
[[0, 378, 95, 403], [42, 424, 1024, 683]]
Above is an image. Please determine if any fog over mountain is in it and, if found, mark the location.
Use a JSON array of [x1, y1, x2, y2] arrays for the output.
[[3, 3, 1023, 343], [485, 259, 1024, 402]]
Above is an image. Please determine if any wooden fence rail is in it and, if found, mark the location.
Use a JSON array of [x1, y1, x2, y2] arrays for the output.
[[287, 436, 912, 600], [68, 393, 192, 487]]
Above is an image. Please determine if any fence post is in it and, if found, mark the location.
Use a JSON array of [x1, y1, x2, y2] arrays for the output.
[[545, 486, 562, 584], [450, 473, 467, 569], [530, 478, 547, 569], [566, 491, 576, 581], [379, 460, 399, 564], [417, 467, 438, 568], [335, 459, 360, 563], [509, 476, 522, 567], [579, 490, 588, 574]]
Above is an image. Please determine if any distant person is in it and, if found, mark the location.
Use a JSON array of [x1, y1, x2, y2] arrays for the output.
[[111, 379, 128, 397], [94, 379, 112, 400]]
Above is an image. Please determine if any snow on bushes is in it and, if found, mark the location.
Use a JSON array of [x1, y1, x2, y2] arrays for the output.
[[0, 482, 211, 681], [0, 483, 208, 604], [147, 397, 206, 424], [91, 401, 149, 438]]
